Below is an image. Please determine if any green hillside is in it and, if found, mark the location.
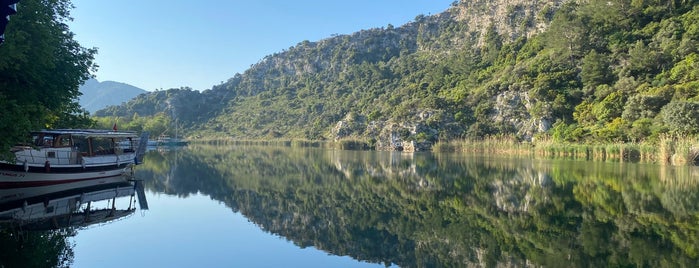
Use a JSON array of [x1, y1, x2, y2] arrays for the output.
[[96, 0, 699, 149]]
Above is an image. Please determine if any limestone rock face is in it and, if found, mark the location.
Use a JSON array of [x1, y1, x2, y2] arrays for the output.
[[492, 90, 552, 141], [450, 0, 569, 45], [331, 110, 443, 152]]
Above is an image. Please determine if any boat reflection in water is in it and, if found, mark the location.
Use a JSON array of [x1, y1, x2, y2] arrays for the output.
[[0, 178, 147, 267], [0, 174, 133, 205], [0, 180, 144, 230]]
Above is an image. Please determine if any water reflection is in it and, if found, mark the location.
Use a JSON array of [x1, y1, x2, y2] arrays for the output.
[[136, 145, 699, 267], [0, 179, 144, 267]]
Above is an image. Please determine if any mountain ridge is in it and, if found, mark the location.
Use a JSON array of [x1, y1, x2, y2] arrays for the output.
[[79, 78, 147, 113], [95, 0, 699, 150]]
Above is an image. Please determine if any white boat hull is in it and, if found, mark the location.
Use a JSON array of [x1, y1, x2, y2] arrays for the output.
[[0, 166, 132, 203]]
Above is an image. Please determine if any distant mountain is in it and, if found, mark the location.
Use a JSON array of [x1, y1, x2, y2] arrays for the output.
[[79, 78, 147, 113]]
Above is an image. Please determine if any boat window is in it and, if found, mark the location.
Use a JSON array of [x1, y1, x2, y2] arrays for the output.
[[73, 136, 89, 153], [117, 137, 135, 152], [42, 137, 53, 147], [32, 134, 41, 146], [92, 137, 115, 155], [55, 135, 72, 147]]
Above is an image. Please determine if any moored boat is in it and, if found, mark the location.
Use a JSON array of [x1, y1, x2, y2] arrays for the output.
[[0, 129, 141, 190], [156, 135, 188, 146]]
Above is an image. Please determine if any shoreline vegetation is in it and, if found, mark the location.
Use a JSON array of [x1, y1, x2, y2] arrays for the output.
[[432, 135, 699, 166], [189, 135, 699, 166]]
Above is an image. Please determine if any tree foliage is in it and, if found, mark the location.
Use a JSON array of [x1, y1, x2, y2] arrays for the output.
[[0, 229, 75, 268], [0, 0, 96, 159], [661, 101, 699, 135]]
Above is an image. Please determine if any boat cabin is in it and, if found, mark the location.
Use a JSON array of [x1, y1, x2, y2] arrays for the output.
[[11, 129, 139, 167], [31, 129, 136, 156]]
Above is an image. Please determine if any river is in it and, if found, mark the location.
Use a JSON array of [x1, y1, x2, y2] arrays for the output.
[[2, 145, 699, 267]]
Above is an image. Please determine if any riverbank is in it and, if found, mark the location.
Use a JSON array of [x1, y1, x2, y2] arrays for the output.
[[432, 135, 699, 166], [189, 135, 699, 166], [189, 137, 372, 150]]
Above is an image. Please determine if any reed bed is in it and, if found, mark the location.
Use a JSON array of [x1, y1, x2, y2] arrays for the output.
[[331, 139, 372, 150], [192, 138, 296, 147], [187, 137, 371, 150], [191, 134, 698, 165], [432, 135, 699, 166], [432, 135, 531, 156]]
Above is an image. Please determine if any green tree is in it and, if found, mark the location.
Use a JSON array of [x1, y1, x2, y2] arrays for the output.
[[0, 0, 96, 159], [592, 91, 625, 123], [621, 94, 668, 121], [545, 2, 585, 61], [624, 40, 665, 79], [661, 101, 699, 135], [581, 50, 614, 95], [144, 113, 171, 137]]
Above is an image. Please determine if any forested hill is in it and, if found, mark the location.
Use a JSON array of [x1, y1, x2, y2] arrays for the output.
[[96, 0, 699, 150]]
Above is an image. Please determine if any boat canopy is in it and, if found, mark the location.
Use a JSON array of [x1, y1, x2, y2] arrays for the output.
[[32, 129, 138, 139]]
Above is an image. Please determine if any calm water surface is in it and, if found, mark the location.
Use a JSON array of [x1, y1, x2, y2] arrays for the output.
[[2, 145, 699, 267]]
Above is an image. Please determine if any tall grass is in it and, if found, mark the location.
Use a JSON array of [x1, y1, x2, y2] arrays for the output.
[[432, 135, 699, 165], [188, 138, 371, 150], [658, 135, 674, 165], [332, 139, 371, 150], [192, 135, 699, 165], [433, 135, 531, 155], [668, 135, 699, 165]]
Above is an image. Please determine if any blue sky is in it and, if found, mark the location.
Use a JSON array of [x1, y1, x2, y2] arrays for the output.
[[68, 1, 455, 91]]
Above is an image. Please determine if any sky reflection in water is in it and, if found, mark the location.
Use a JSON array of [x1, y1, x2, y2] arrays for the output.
[[71, 192, 382, 268]]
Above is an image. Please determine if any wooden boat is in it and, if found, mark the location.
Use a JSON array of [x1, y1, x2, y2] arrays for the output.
[[0, 129, 142, 190]]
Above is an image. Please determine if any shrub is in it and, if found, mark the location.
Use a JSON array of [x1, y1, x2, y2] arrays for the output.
[[661, 101, 699, 135]]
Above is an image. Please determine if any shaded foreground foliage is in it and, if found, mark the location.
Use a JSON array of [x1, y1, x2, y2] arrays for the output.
[[0, 228, 75, 267], [138, 145, 699, 267], [0, 0, 96, 160]]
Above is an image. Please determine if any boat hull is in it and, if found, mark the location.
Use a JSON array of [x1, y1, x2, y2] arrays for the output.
[[0, 166, 132, 202]]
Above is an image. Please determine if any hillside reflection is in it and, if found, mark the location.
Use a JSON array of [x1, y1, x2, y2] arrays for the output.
[[137, 145, 699, 267]]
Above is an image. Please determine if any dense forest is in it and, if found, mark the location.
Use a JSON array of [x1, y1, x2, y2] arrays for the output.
[[95, 0, 699, 151]]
